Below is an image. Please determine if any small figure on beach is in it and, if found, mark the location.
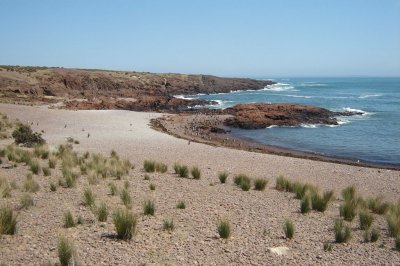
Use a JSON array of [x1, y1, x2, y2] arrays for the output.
[[64, 124, 67, 128], [188, 140, 191, 145], [87, 133, 90, 138]]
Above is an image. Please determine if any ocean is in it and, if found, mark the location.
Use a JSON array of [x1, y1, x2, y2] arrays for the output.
[[185, 77, 400, 166]]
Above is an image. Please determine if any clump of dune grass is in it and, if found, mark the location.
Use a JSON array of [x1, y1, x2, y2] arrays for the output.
[[191, 166, 201, 179], [20, 193, 34, 209], [275, 175, 292, 192], [176, 201, 186, 209], [97, 202, 108, 222], [109, 182, 117, 196], [334, 219, 351, 243], [174, 163, 189, 178], [217, 220, 231, 239], [113, 208, 137, 240], [300, 196, 311, 214], [0, 177, 11, 198], [283, 220, 295, 239], [48, 157, 57, 169], [364, 228, 380, 243], [340, 199, 357, 221], [311, 190, 334, 212], [29, 160, 41, 174], [120, 188, 132, 208], [144, 174, 150, 181], [367, 196, 390, 215], [254, 178, 268, 191], [234, 174, 252, 191], [342, 186, 356, 202], [0, 205, 17, 235], [149, 183, 155, 191], [58, 235, 78, 266], [42, 167, 51, 176], [155, 162, 168, 173], [63, 210, 76, 228], [143, 200, 155, 216], [49, 181, 57, 192], [163, 219, 174, 232], [218, 171, 228, 184], [143, 160, 155, 173], [359, 210, 373, 230], [293, 182, 316, 200], [83, 188, 96, 207], [387, 203, 400, 238], [23, 174, 40, 193]]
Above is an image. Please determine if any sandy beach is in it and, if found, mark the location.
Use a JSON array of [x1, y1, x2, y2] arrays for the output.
[[0, 103, 400, 265]]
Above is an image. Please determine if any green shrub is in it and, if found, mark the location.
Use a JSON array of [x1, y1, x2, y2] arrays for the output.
[[97, 202, 108, 222], [191, 166, 201, 179], [49, 181, 57, 192], [58, 236, 78, 266], [63, 210, 75, 228], [283, 220, 295, 239], [217, 220, 231, 239], [149, 183, 155, 191], [254, 178, 268, 191], [275, 175, 291, 191], [311, 190, 334, 212], [334, 219, 351, 243], [0, 206, 17, 235], [113, 208, 137, 240], [120, 188, 132, 208], [163, 219, 174, 232], [83, 188, 96, 207], [359, 210, 373, 230], [109, 182, 117, 196], [12, 123, 45, 147], [340, 200, 357, 221], [143, 160, 155, 173], [42, 167, 51, 176], [23, 175, 40, 193], [367, 197, 390, 215], [155, 162, 168, 173], [218, 172, 228, 183], [342, 186, 356, 202], [176, 201, 186, 209], [20, 193, 34, 209], [300, 196, 311, 214], [29, 160, 41, 175], [143, 200, 155, 215]]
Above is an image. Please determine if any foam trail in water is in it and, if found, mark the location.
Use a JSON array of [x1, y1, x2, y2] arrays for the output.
[[358, 94, 382, 99]]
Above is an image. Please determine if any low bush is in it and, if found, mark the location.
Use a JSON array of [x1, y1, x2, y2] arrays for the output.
[[218, 172, 228, 184], [12, 123, 45, 147], [254, 178, 268, 191], [113, 208, 137, 240], [0, 177, 11, 198], [387, 205, 400, 238], [163, 219, 174, 232], [174, 163, 188, 178], [217, 220, 231, 239], [283, 220, 295, 239], [143, 200, 155, 216], [0, 206, 17, 235], [191, 166, 201, 179], [48, 157, 57, 169], [364, 228, 380, 243], [334, 219, 351, 243]]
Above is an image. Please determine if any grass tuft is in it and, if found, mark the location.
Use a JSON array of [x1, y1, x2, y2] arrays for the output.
[[359, 210, 373, 230], [334, 219, 351, 243], [234, 174, 251, 191], [218, 171, 228, 184], [143, 200, 155, 216], [143, 160, 155, 173], [113, 208, 137, 240], [29, 160, 41, 174], [367, 196, 390, 215], [283, 219, 295, 239], [339, 200, 357, 221], [275, 175, 292, 192], [120, 188, 132, 208], [63, 210, 76, 228], [97, 202, 108, 222], [23, 175, 40, 193], [191, 166, 201, 179], [176, 201, 186, 209], [0, 206, 17, 235], [58, 236, 78, 266], [341, 186, 356, 202], [20, 193, 34, 209], [149, 183, 156, 191], [217, 220, 231, 239], [254, 178, 268, 191], [42, 167, 51, 176], [174, 163, 188, 178], [83, 188, 96, 207], [300, 196, 311, 214], [163, 219, 174, 232], [155, 162, 168, 173], [109, 182, 117, 196], [311, 190, 334, 212]]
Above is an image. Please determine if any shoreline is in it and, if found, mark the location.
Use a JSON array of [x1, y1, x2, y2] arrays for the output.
[[151, 113, 400, 171]]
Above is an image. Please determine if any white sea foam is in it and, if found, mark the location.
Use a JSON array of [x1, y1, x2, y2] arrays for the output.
[[281, 94, 313, 99], [263, 83, 296, 92], [300, 83, 327, 87], [342, 107, 369, 115], [358, 94, 382, 99], [174, 95, 194, 100]]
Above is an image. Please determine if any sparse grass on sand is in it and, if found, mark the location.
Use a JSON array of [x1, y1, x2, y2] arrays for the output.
[[367, 196, 390, 215], [254, 178, 267, 191], [113, 208, 137, 240], [191, 166, 201, 179], [0, 205, 17, 235], [109, 182, 118, 196], [217, 220, 231, 239], [143, 200, 155, 216], [174, 163, 188, 178], [176, 201, 186, 209], [387, 203, 400, 238], [359, 210, 373, 230], [275, 175, 292, 192], [23, 174, 40, 193], [234, 174, 251, 191], [163, 219, 174, 232], [311, 190, 334, 212], [143, 160, 155, 173], [218, 171, 228, 184]]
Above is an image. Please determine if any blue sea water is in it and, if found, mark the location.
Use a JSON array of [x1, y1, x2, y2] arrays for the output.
[[185, 77, 400, 166]]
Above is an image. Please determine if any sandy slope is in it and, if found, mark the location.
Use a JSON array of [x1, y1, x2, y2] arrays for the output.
[[0, 103, 399, 265]]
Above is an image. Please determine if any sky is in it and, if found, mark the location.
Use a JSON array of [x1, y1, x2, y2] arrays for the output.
[[0, 0, 399, 77]]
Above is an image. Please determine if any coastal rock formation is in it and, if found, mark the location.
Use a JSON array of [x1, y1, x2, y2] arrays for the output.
[[223, 103, 360, 129]]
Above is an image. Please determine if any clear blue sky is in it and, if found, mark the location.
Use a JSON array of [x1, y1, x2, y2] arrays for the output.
[[1, 0, 399, 77]]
